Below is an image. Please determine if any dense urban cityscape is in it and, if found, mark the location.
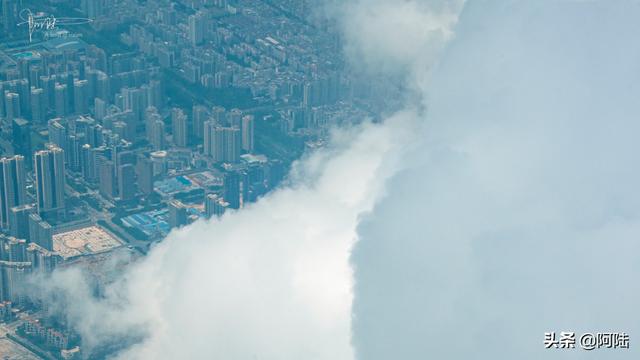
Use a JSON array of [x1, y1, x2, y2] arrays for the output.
[[0, 0, 636, 360], [0, 0, 383, 358]]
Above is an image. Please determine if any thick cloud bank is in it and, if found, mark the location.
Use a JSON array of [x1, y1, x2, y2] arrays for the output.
[[333, 0, 463, 77], [352, 1, 640, 359], [110, 116, 418, 359], [37, 113, 419, 359]]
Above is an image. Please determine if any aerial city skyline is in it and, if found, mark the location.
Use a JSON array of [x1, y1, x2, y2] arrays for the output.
[[0, 0, 380, 357], [2, 0, 639, 359]]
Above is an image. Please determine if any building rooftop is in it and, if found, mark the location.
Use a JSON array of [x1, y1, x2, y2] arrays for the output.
[[53, 226, 124, 260]]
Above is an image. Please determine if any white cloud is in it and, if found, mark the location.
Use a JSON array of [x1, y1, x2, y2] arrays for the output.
[[31, 112, 421, 358], [329, 0, 464, 80], [111, 115, 421, 359], [352, 1, 640, 359]]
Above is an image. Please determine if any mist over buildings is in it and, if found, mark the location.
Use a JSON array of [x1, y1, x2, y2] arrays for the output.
[[32, 114, 420, 359], [30, 1, 463, 358]]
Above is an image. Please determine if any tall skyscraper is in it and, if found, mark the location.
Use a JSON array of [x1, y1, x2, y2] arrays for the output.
[[84, 122, 103, 148], [30, 87, 45, 124], [145, 107, 165, 150], [94, 98, 107, 121], [147, 80, 164, 110], [40, 76, 55, 110], [104, 110, 136, 142], [113, 121, 127, 140], [48, 119, 67, 151], [4, 92, 20, 121], [218, 126, 241, 163], [241, 115, 255, 153], [172, 108, 188, 147], [149, 118, 165, 150], [136, 155, 154, 195], [204, 120, 216, 157], [15, 79, 30, 116], [99, 160, 116, 200], [205, 193, 229, 218], [0, 235, 27, 262], [11, 118, 31, 163], [80, 144, 94, 183], [66, 134, 82, 172], [228, 108, 243, 128], [0, 259, 30, 304], [27, 244, 60, 275], [73, 79, 89, 114], [54, 83, 68, 117], [118, 164, 136, 200], [2, 0, 18, 35], [211, 106, 226, 124], [8, 204, 34, 240], [96, 71, 110, 101], [168, 200, 189, 228], [192, 105, 209, 140], [34, 145, 66, 217], [224, 172, 241, 209], [28, 213, 53, 251], [145, 106, 160, 139], [188, 12, 205, 46], [0, 156, 27, 229], [122, 87, 147, 125], [29, 66, 42, 89], [204, 124, 241, 163], [0, 85, 4, 117]]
